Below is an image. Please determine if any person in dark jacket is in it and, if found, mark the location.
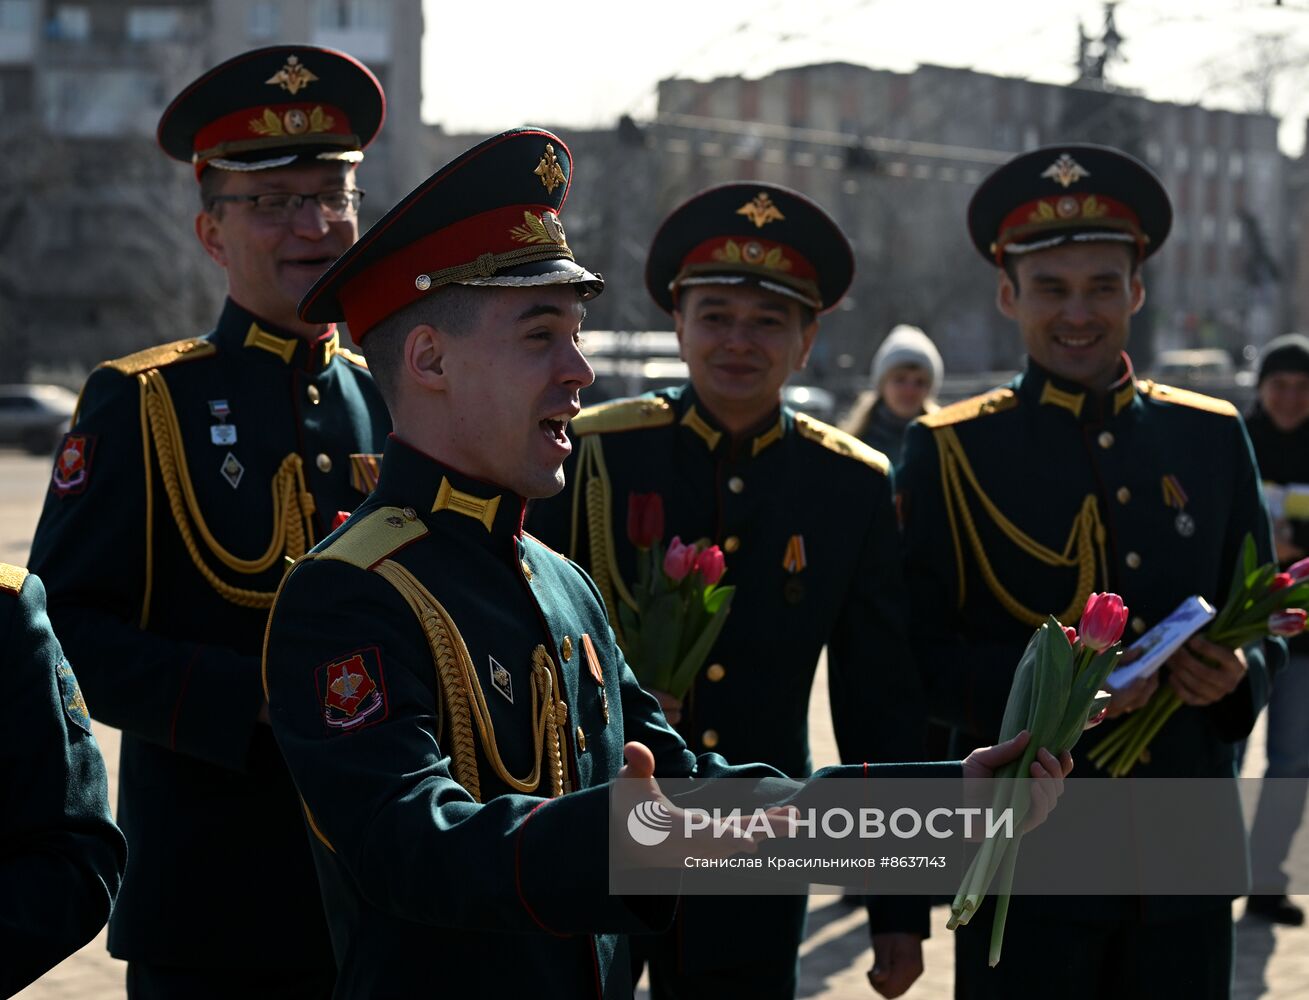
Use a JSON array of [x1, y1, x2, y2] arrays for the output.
[[1, 564, 126, 998], [27, 46, 389, 999], [842, 324, 943, 468], [1242, 333, 1309, 926]]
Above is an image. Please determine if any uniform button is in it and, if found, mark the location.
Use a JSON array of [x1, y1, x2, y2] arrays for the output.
[[521, 560, 533, 581], [1116, 486, 1131, 504], [706, 663, 726, 682], [1131, 615, 1146, 635], [561, 636, 573, 661], [1125, 551, 1142, 569], [1098, 431, 1115, 449], [723, 536, 741, 554], [316, 453, 332, 472], [728, 476, 745, 494], [702, 729, 720, 749], [306, 384, 321, 404], [576, 726, 587, 752]]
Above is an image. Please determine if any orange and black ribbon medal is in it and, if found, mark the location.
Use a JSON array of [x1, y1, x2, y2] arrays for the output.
[[581, 633, 609, 725], [782, 534, 807, 604], [1162, 474, 1194, 537]]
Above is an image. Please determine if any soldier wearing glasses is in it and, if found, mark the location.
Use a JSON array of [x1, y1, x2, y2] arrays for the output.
[[28, 46, 389, 999]]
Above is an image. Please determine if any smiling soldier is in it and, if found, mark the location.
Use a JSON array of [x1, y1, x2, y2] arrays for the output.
[[897, 144, 1282, 999], [28, 46, 389, 999]]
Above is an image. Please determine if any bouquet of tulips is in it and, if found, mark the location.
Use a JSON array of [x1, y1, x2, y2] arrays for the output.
[[949, 592, 1127, 966], [618, 493, 736, 699], [1087, 535, 1309, 777]]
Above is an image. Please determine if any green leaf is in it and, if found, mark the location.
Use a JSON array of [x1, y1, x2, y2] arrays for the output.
[[1242, 533, 1258, 580], [704, 584, 735, 615], [666, 605, 733, 697]]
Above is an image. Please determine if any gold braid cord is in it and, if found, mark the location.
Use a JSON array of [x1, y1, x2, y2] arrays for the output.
[[373, 560, 570, 802], [139, 370, 317, 609], [935, 426, 1107, 627], [574, 436, 637, 644]]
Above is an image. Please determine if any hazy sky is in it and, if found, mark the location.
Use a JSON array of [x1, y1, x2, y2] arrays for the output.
[[420, 0, 1309, 154]]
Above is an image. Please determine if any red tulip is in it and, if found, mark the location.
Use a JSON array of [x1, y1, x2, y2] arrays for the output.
[[332, 510, 350, 530], [1063, 626, 1078, 647], [694, 545, 726, 586], [1288, 557, 1309, 582], [663, 536, 697, 582], [1079, 592, 1128, 652], [627, 492, 665, 549], [1269, 609, 1308, 637], [1271, 572, 1293, 592]]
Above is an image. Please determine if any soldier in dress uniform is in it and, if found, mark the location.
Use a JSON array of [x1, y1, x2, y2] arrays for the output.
[[27, 46, 389, 999], [261, 128, 1069, 999], [527, 182, 931, 999], [897, 143, 1283, 999], [0, 564, 126, 998]]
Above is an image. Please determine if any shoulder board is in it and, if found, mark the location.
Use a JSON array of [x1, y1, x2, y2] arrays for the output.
[[0, 563, 28, 596], [336, 346, 368, 369], [316, 507, 429, 570], [793, 412, 890, 475], [570, 396, 674, 436], [1140, 380, 1238, 418], [916, 388, 1018, 429], [99, 338, 216, 375]]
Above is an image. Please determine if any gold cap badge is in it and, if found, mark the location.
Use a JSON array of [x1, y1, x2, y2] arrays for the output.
[[736, 192, 785, 229], [266, 54, 318, 95], [534, 143, 566, 194], [1041, 153, 1090, 189]]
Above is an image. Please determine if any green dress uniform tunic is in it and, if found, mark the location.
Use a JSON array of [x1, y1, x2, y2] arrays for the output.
[[27, 298, 389, 974], [0, 565, 126, 998], [527, 383, 930, 991], [263, 435, 955, 999], [897, 359, 1282, 997]]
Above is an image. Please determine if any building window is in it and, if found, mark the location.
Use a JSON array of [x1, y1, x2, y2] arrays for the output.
[[126, 7, 182, 41], [47, 4, 89, 41], [0, 0, 34, 32], [1227, 218, 1242, 246], [1144, 140, 1162, 166], [248, 0, 279, 39], [1174, 147, 1189, 172], [1200, 215, 1216, 243], [313, 0, 388, 30], [1228, 153, 1244, 179], [1201, 148, 1217, 175]]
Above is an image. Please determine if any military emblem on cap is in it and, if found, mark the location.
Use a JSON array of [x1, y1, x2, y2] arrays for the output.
[[967, 142, 1172, 266], [299, 128, 604, 341], [645, 182, 854, 315], [157, 44, 385, 178]]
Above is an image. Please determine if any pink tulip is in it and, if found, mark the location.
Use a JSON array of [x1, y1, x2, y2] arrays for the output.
[[1063, 626, 1078, 647], [663, 536, 697, 582], [1269, 609, 1308, 637], [1288, 557, 1309, 582], [1271, 572, 1293, 592], [332, 510, 350, 530], [627, 492, 665, 549], [1079, 592, 1128, 652], [694, 545, 726, 586]]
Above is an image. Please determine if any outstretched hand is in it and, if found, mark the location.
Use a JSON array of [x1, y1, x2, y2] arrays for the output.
[[962, 730, 1073, 833]]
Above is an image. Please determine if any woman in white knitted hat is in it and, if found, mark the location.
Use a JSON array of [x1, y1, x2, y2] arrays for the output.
[[842, 324, 943, 466]]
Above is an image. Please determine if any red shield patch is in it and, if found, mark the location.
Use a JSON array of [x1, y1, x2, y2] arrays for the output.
[[51, 433, 95, 496], [315, 646, 387, 733]]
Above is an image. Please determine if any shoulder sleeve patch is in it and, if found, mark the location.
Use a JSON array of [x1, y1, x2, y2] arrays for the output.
[[99, 338, 217, 375], [316, 506, 429, 570], [336, 346, 369, 369], [1141, 381, 1238, 418], [0, 563, 28, 595], [570, 395, 674, 436], [916, 388, 1018, 429], [793, 412, 890, 474]]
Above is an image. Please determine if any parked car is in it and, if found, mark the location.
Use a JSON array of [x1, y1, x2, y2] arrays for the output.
[[0, 384, 77, 454]]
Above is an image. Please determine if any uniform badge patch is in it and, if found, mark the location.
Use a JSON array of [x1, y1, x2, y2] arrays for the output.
[[315, 647, 387, 732], [51, 433, 95, 496], [55, 658, 92, 733], [490, 655, 513, 704], [220, 451, 245, 489]]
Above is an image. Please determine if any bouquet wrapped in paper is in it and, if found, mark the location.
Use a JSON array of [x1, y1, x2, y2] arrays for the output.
[[1088, 535, 1309, 777], [616, 493, 736, 699], [950, 592, 1127, 966]]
